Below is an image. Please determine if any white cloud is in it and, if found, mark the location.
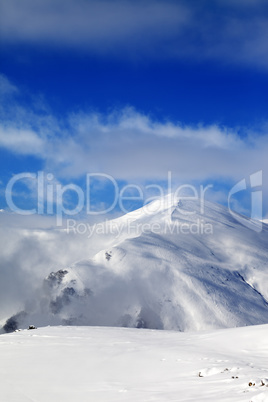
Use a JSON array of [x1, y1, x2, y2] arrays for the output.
[[48, 109, 267, 185], [0, 208, 122, 322], [0, 75, 267, 214], [0, 85, 266, 183], [0, 214, 93, 320], [0, 126, 45, 155], [1, 0, 268, 67]]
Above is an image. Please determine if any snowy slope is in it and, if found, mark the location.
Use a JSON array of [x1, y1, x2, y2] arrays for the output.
[[1, 324, 268, 402], [2, 195, 268, 332]]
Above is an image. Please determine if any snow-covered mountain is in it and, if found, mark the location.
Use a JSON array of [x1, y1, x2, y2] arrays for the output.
[[2, 195, 268, 332]]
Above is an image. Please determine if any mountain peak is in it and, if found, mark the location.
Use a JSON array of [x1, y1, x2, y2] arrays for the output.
[[1, 198, 268, 333]]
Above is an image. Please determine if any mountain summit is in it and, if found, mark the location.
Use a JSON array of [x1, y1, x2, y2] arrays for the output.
[[2, 196, 268, 332]]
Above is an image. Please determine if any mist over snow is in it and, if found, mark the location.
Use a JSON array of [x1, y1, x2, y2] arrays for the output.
[[1, 195, 267, 333], [1, 1, 268, 400], [0, 213, 108, 325]]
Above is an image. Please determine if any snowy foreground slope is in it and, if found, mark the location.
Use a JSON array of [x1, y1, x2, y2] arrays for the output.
[[1, 324, 268, 402], [1, 195, 268, 332]]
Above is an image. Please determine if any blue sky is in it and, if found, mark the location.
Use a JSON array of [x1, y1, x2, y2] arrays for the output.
[[0, 0, 268, 223]]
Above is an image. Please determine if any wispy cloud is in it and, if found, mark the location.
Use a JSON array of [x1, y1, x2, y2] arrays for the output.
[[0, 0, 189, 58], [0, 126, 45, 155], [0, 75, 267, 186], [0, 74, 267, 217], [0, 74, 18, 96], [1, 0, 268, 67], [0, 214, 100, 322]]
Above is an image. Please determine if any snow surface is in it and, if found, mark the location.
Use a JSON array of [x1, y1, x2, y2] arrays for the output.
[[1, 324, 268, 401], [1, 195, 268, 332]]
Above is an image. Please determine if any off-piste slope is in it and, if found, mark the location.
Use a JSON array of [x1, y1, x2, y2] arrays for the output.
[[1, 324, 268, 402], [2, 195, 268, 332]]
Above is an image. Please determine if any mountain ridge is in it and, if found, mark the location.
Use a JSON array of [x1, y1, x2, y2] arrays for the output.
[[1, 196, 268, 333]]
